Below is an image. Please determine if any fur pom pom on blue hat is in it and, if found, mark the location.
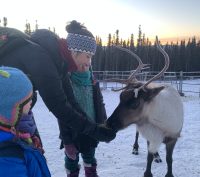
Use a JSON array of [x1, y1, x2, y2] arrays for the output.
[[0, 67, 33, 128]]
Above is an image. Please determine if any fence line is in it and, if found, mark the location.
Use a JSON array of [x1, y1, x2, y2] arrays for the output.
[[93, 71, 200, 97]]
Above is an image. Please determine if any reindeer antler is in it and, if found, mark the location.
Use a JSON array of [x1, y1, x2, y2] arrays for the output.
[[108, 36, 169, 97], [134, 36, 170, 96], [105, 45, 150, 91], [114, 46, 150, 82]]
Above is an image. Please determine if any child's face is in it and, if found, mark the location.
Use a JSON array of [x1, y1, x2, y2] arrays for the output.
[[23, 100, 32, 114]]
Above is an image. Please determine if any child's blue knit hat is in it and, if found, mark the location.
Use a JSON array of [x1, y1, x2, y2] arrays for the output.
[[0, 67, 33, 128]]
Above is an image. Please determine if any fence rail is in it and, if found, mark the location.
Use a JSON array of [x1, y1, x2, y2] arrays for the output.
[[93, 71, 200, 97]]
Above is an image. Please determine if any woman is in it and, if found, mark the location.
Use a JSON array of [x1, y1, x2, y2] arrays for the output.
[[0, 21, 116, 176], [63, 20, 107, 177]]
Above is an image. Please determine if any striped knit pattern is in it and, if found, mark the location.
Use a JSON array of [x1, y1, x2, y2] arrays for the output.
[[66, 33, 96, 55]]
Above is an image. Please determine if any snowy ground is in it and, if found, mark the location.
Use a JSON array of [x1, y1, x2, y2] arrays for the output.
[[33, 81, 200, 177]]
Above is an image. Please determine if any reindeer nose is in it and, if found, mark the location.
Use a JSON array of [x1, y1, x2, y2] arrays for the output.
[[105, 119, 110, 128], [105, 119, 113, 129], [106, 119, 119, 132]]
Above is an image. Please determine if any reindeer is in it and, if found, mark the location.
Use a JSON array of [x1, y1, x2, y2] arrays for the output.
[[109, 43, 162, 162], [106, 37, 184, 177]]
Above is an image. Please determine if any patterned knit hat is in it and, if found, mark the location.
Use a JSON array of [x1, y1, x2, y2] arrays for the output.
[[0, 67, 33, 129], [66, 33, 97, 55]]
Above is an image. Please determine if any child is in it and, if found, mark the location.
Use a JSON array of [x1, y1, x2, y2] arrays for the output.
[[0, 67, 51, 177]]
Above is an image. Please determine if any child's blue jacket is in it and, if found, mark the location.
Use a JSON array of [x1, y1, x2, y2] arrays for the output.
[[0, 136, 51, 177]]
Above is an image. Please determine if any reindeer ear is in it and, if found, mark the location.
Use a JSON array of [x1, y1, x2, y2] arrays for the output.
[[143, 86, 165, 101]]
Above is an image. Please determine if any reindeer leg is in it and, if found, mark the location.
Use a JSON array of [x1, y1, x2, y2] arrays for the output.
[[153, 152, 162, 163], [143, 151, 154, 177], [165, 138, 177, 177], [143, 141, 153, 177], [132, 130, 139, 155]]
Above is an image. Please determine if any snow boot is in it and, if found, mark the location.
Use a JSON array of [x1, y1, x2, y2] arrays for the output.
[[84, 163, 99, 177], [66, 167, 80, 177]]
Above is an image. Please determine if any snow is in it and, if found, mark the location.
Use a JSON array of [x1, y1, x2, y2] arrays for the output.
[[33, 81, 200, 177]]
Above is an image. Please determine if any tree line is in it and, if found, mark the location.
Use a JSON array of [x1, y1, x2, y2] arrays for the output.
[[1, 17, 200, 72], [93, 26, 200, 72]]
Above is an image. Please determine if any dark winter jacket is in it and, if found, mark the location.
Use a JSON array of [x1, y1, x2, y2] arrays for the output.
[[0, 27, 107, 148], [62, 81, 107, 152], [0, 138, 51, 177]]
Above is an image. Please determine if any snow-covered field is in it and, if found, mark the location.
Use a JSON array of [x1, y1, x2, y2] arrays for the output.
[[33, 81, 200, 177]]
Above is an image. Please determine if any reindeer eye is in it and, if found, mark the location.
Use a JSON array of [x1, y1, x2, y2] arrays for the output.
[[128, 99, 140, 109]]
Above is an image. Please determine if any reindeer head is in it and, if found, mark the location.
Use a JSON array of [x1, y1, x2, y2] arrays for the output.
[[106, 36, 169, 132], [106, 83, 165, 131]]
